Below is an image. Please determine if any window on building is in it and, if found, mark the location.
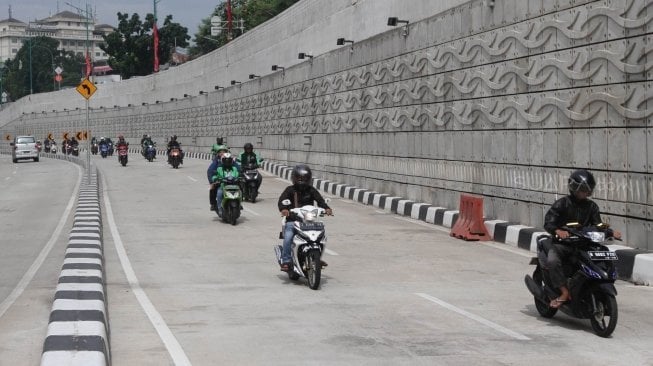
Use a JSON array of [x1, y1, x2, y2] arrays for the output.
[[95, 52, 100, 57], [78, 41, 84, 47], [102, 52, 107, 56], [12, 49, 17, 53], [11, 38, 17, 43], [68, 22, 71, 26]]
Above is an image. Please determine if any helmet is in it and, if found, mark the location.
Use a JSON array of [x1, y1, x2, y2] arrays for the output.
[[244, 142, 253, 152], [146, 134, 150, 139], [291, 164, 312, 189], [221, 153, 233, 168], [568, 169, 596, 196], [215, 144, 228, 154], [118, 134, 124, 139], [172, 135, 177, 141]]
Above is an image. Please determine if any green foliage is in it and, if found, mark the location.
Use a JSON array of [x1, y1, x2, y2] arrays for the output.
[[100, 12, 190, 79], [190, 0, 299, 58], [1, 36, 84, 101]]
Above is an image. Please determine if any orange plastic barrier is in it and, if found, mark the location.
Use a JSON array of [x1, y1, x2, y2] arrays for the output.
[[450, 194, 491, 241]]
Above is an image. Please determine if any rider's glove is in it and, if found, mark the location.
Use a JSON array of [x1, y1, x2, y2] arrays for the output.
[[325, 208, 333, 216]]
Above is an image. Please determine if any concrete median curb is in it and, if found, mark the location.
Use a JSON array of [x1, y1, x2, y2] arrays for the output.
[[261, 160, 652, 286], [31, 155, 110, 366]]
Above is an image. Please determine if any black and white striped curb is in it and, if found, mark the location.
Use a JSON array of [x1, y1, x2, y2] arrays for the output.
[[41, 167, 109, 366], [261, 161, 652, 286]]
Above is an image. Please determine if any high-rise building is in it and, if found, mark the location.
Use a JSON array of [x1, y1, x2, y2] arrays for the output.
[[0, 10, 113, 64]]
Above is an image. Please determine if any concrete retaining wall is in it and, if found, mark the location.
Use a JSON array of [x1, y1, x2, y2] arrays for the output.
[[1, 0, 652, 250]]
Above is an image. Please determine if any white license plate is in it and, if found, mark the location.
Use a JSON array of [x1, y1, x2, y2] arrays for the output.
[[589, 251, 618, 261]]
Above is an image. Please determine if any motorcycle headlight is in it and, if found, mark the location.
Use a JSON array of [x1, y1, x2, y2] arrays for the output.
[[225, 191, 238, 199], [587, 231, 605, 242], [301, 208, 319, 222]]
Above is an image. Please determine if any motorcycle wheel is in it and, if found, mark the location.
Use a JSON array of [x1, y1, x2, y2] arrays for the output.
[[250, 187, 258, 203], [172, 159, 179, 169], [306, 250, 322, 290], [230, 206, 238, 225], [590, 293, 618, 337], [288, 269, 300, 281], [532, 267, 557, 318]]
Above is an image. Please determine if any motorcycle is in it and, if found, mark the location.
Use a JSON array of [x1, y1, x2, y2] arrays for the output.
[[50, 142, 57, 154], [108, 141, 114, 156], [240, 162, 262, 203], [524, 223, 619, 337], [91, 142, 98, 155], [65, 143, 72, 155], [144, 143, 156, 162], [100, 143, 109, 158], [274, 201, 329, 290], [36, 141, 42, 152], [72, 145, 79, 157], [213, 175, 242, 225], [169, 147, 182, 169], [117, 144, 129, 166]]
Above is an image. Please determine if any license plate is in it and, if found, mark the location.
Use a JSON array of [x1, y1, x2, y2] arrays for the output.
[[300, 222, 324, 231], [589, 251, 618, 261]]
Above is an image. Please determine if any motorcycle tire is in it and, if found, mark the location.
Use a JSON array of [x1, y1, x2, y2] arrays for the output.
[[590, 292, 618, 338], [306, 249, 322, 290], [172, 160, 179, 169], [288, 269, 300, 281], [230, 206, 239, 225], [532, 267, 557, 318], [250, 187, 258, 203]]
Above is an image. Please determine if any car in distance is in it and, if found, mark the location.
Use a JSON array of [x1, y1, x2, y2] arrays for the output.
[[10, 135, 40, 163]]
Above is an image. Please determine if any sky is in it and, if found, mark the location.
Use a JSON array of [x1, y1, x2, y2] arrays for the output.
[[0, 1, 222, 35]]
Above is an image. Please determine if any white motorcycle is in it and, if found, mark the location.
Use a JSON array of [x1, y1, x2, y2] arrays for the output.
[[275, 200, 329, 290]]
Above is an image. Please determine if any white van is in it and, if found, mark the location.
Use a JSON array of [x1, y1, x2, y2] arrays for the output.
[[11, 135, 40, 163]]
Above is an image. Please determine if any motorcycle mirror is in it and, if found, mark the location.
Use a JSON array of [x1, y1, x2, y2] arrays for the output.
[[281, 199, 292, 206]]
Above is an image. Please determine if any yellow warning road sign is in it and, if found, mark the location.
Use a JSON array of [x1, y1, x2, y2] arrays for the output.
[[76, 78, 97, 100]]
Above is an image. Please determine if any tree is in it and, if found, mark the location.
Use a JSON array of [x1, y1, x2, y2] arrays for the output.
[[2, 36, 83, 100], [101, 12, 189, 79], [190, 0, 299, 58]]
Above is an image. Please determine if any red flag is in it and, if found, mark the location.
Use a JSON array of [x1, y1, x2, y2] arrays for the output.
[[153, 22, 160, 72], [85, 52, 91, 78]]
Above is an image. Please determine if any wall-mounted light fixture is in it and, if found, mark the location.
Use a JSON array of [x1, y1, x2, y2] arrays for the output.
[[248, 74, 260, 79], [387, 17, 410, 36], [114, 105, 118, 108], [231, 80, 241, 85], [271, 65, 285, 71], [170, 98, 177, 101], [128, 103, 133, 107], [298, 52, 313, 60], [199, 91, 206, 95], [183, 94, 190, 98], [336, 38, 354, 46], [142, 102, 147, 106], [155, 100, 161, 104], [486, 0, 495, 8], [214, 85, 224, 90]]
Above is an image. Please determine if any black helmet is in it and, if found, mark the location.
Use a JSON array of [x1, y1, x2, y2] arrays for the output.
[[244, 142, 253, 152], [291, 164, 312, 189], [172, 135, 177, 141], [568, 169, 596, 195]]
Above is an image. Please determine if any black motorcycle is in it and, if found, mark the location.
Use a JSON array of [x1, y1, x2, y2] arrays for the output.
[[524, 223, 619, 337], [240, 162, 261, 203]]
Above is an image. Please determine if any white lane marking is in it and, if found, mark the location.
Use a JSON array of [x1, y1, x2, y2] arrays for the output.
[[275, 178, 289, 183], [242, 206, 261, 216], [186, 176, 197, 182], [4, 177, 9, 181], [392, 216, 533, 259], [0, 164, 81, 320], [101, 174, 192, 366], [324, 248, 339, 256], [624, 285, 653, 290], [416, 293, 531, 341]]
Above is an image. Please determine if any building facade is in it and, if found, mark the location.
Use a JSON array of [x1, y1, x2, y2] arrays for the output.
[[0, 10, 113, 64]]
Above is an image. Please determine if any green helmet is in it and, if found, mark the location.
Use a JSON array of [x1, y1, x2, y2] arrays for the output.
[[212, 144, 228, 154]]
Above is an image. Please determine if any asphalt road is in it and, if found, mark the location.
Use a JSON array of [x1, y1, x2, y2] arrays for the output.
[[0, 155, 80, 365], [1, 152, 651, 366], [95, 153, 653, 366]]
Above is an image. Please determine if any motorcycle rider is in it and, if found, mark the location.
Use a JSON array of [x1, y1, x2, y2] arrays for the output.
[[69, 137, 79, 154], [211, 153, 240, 217], [207, 144, 230, 211], [278, 164, 332, 271], [211, 137, 228, 155], [238, 142, 263, 191], [167, 135, 184, 164], [116, 135, 128, 151], [542, 169, 621, 308], [141, 134, 154, 157]]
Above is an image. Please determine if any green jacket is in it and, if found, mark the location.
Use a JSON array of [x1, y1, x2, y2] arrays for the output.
[[239, 152, 261, 168], [211, 166, 239, 186]]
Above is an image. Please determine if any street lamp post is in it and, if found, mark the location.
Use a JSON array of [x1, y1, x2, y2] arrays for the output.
[[27, 37, 57, 93]]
